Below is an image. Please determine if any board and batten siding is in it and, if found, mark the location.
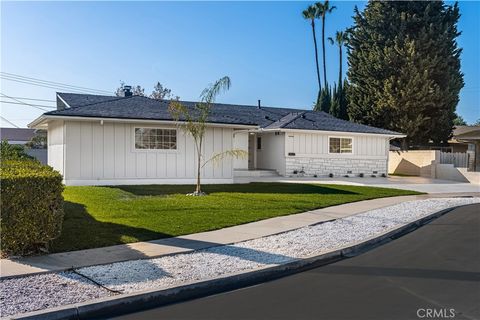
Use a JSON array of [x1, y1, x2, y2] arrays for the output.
[[285, 131, 388, 158], [52, 120, 236, 185], [233, 131, 248, 169], [47, 120, 65, 176], [283, 131, 389, 176]]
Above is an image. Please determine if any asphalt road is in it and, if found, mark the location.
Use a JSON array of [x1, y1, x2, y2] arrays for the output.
[[111, 204, 480, 320]]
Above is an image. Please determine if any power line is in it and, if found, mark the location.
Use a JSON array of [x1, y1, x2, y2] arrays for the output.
[[1, 72, 112, 95], [0, 93, 50, 111], [0, 116, 20, 128], [0, 100, 56, 109], [6, 96, 56, 103], [1, 76, 111, 95], [1, 77, 101, 94], [2, 72, 113, 93]]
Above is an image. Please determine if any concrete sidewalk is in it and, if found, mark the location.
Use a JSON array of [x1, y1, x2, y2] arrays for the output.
[[1, 193, 477, 279]]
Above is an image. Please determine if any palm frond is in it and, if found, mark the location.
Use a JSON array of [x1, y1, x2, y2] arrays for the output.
[[302, 5, 316, 19], [202, 149, 248, 168], [200, 76, 231, 104]]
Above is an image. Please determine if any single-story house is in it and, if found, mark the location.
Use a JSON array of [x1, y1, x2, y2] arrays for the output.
[[29, 90, 404, 186]]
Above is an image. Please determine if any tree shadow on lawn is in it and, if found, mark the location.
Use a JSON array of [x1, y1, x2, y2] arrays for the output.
[[10, 201, 297, 290], [113, 182, 358, 196], [52, 202, 295, 264], [45, 201, 295, 285], [49, 201, 171, 253]]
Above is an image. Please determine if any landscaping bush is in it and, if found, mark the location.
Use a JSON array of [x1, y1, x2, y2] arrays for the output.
[[1, 140, 35, 161], [0, 160, 64, 256]]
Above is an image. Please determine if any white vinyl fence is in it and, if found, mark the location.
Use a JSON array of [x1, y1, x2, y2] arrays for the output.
[[439, 152, 468, 168]]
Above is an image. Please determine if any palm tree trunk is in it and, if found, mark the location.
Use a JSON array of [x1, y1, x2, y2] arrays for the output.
[[338, 45, 342, 87], [311, 20, 322, 92], [321, 16, 327, 87], [196, 139, 202, 194]]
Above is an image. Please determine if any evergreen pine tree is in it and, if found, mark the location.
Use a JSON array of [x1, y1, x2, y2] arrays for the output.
[[347, 1, 463, 147]]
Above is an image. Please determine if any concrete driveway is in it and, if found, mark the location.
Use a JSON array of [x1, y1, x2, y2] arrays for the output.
[[235, 175, 480, 194]]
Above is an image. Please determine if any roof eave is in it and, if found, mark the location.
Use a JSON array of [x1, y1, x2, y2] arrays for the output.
[[31, 114, 259, 129], [28, 115, 48, 129], [260, 127, 406, 138]]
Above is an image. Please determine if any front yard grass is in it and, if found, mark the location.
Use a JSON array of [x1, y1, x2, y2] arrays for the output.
[[50, 183, 421, 253]]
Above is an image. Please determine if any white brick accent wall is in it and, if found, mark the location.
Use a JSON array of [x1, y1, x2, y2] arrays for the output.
[[285, 157, 387, 177]]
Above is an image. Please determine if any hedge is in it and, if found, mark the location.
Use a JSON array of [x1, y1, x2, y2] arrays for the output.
[[1, 160, 64, 256]]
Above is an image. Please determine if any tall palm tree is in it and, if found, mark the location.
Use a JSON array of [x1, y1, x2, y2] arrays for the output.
[[302, 4, 322, 93], [316, 1, 336, 87], [328, 31, 348, 87]]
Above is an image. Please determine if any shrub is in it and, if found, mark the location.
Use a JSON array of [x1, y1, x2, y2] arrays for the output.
[[1, 140, 34, 161], [0, 160, 64, 256]]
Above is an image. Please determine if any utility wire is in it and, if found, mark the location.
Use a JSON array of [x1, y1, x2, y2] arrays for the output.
[[5, 96, 56, 103], [1, 72, 112, 95], [1, 76, 97, 94], [0, 93, 50, 111], [1, 76, 109, 95], [0, 116, 20, 128], [2, 72, 112, 93], [0, 100, 56, 109]]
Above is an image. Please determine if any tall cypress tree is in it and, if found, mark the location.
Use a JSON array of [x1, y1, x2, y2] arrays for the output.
[[347, 1, 463, 147], [315, 83, 332, 113]]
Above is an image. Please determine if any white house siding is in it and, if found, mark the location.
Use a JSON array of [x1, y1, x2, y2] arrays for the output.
[[284, 131, 389, 176], [55, 120, 236, 186], [256, 132, 286, 175], [47, 120, 65, 176], [233, 131, 248, 169]]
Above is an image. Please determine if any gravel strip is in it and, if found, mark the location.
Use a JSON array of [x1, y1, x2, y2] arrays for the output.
[[0, 272, 113, 317], [2, 198, 478, 317], [77, 198, 479, 293]]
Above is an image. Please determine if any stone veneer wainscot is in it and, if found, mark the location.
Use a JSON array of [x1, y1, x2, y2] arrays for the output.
[[286, 157, 387, 176]]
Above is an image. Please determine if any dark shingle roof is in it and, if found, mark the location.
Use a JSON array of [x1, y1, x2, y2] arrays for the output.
[[45, 93, 402, 135], [0, 128, 35, 142]]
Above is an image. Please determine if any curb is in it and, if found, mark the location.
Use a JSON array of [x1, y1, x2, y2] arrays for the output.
[[8, 204, 470, 320]]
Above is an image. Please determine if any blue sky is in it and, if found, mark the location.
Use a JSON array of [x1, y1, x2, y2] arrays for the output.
[[1, 1, 479, 128]]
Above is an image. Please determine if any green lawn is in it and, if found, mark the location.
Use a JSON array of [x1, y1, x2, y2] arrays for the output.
[[50, 183, 421, 253]]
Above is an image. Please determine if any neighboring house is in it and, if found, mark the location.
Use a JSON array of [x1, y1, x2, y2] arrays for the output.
[[29, 90, 404, 186], [452, 125, 480, 171], [0, 127, 35, 145], [409, 125, 479, 172], [0, 127, 48, 164]]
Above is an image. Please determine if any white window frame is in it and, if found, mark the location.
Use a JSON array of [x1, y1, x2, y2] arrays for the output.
[[132, 126, 178, 153], [328, 136, 354, 154]]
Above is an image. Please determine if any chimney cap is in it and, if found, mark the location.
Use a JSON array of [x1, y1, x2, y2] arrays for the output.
[[121, 85, 133, 97]]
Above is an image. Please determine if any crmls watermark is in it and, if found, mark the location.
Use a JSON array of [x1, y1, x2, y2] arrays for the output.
[[417, 308, 456, 318]]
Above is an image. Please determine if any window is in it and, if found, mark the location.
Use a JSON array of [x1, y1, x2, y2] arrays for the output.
[[257, 137, 262, 150], [135, 128, 177, 150], [329, 137, 352, 154]]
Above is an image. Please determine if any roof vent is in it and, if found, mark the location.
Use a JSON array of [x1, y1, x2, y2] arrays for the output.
[[257, 99, 261, 109]]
